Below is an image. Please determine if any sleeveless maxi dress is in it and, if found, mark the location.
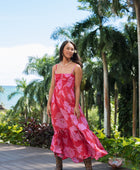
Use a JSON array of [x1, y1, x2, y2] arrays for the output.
[[50, 64, 108, 163]]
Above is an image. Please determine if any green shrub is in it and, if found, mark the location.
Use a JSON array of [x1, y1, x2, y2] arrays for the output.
[[0, 117, 54, 149], [0, 123, 23, 145], [94, 129, 140, 169]]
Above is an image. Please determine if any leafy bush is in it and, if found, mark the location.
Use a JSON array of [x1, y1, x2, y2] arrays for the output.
[[0, 110, 25, 126], [0, 123, 23, 145], [94, 129, 140, 170], [22, 118, 54, 148]]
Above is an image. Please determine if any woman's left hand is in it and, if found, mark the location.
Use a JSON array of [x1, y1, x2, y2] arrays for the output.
[[74, 106, 80, 118]]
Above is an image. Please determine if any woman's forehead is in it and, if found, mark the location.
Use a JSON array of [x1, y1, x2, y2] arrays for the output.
[[65, 42, 74, 48]]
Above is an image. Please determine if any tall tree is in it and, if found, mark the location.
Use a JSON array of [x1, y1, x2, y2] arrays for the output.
[[108, 23, 138, 136], [124, 23, 138, 137], [71, 0, 121, 136], [51, 0, 129, 136], [107, 0, 140, 136], [84, 59, 104, 128], [24, 55, 55, 123], [8, 78, 29, 119], [133, 0, 140, 137]]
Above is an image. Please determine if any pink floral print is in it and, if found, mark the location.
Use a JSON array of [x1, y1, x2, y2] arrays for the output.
[[50, 66, 108, 163]]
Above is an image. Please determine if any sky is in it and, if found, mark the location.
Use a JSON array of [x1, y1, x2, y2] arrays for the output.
[[0, 0, 91, 86], [0, 0, 128, 86]]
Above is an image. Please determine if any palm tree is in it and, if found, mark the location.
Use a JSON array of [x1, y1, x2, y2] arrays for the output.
[[103, 0, 140, 137], [123, 23, 138, 137], [8, 78, 29, 119], [51, 0, 128, 136], [129, 0, 140, 138], [71, 0, 121, 136], [84, 59, 104, 128], [24, 55, 55, 123], [102, 0, 140, 137], [108, 22, 138, 136]]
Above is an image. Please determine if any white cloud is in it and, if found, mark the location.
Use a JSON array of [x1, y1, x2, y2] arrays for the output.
[[0, 44, 55, 86]]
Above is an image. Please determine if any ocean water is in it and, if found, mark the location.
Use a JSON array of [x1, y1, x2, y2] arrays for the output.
[[0, 86, 22, 109]]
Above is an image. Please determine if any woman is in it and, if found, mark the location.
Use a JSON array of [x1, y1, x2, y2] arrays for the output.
[[47, 40, 108, 170]]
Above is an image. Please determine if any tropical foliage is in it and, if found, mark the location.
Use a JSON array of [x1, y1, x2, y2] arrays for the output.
[[0, 118, 139, 169], [0, 122, 23, 145], [3, 0, 138, 138], [7, 55, 56, 123], [95, 129, 140, 170]]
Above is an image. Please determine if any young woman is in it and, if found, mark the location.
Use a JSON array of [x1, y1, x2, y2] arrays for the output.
[[47, 40, 108, 170]]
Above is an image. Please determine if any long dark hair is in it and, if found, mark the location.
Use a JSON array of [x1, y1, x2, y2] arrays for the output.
[[59, 40, 83, 68]]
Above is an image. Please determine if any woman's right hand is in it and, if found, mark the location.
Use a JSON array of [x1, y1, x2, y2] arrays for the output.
[[47, 104, 51, 117]]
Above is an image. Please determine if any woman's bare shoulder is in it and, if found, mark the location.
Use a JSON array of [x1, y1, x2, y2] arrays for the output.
[[75, 64, 82, 71], [52, 64, 57, 72], [74, 64, 82, 76]]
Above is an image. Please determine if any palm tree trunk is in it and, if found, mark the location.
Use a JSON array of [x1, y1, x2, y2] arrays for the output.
[[43, 106, 48, 123], [40, 104, 44, 123], [114, 82, 118, 126], [24, 111, 27, 120], [102, 52, 110, 137], [24, 106, 28, 120], [133, 0, 140, 137], [132, 77, 137, 137], [97, 92, 102, 129]]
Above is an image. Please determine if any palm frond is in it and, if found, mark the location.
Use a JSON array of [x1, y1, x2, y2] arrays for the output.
[[51, 26, 74, 41], [8, 91, 21, 100], [72, 15, 98, 37]]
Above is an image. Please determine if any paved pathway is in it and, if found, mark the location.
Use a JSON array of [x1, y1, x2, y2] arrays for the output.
[[0, 143, 131, 170]]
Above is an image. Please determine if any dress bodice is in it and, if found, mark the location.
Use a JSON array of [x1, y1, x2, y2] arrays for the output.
[[55, 73, 75, 90]]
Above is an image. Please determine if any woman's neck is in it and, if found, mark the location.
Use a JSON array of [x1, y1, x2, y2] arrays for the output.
[[61, 58, 71, 65]]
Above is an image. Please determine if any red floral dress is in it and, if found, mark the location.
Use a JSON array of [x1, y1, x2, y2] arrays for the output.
[[50, 64, 108, 163]]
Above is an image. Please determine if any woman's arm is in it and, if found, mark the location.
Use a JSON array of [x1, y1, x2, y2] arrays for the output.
[[74, 64, 82, 118], [47, 65, 56, 117]]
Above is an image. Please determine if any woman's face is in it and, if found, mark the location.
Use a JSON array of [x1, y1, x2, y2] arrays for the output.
[[63, 42, 75, 59]]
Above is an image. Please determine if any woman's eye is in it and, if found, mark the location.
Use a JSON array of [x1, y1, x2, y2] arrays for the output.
[[66, 48, 74, 52]]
